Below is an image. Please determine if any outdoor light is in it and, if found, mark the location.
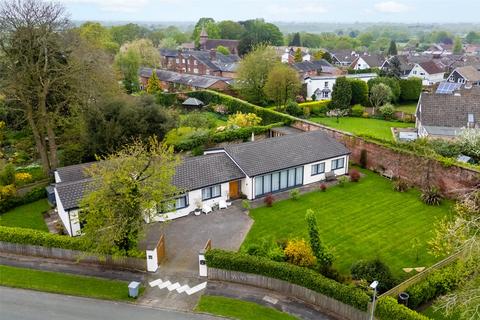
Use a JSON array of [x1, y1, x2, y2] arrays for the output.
[[369, 280, 379, 320]]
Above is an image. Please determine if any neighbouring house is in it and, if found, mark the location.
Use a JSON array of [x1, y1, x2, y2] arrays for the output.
[[180, 27, 240, 55], [54, 131, 350, 236], [408, 61, 445, 85], [330, 50, 359, 67], [138, 68, 233, 92], [423, 43, 453, 56], [465, 44, 480, 56], [305, 73, 377, 100], [276, 47, 311, 64], [416, 86, 480, 138], [447, 65, 480, 86], [159, 49, 239, 78], [349, 54, 385, 70], [291, 59, 342, 79]]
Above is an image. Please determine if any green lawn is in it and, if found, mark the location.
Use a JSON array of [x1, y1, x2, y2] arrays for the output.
[[309, 117, 414, 141], [0, 198, 50, 231], [196, 295, 298, 320], [242, 170, 453, 278], [395, 102, 418, 114], [0, 265, 141, 301]]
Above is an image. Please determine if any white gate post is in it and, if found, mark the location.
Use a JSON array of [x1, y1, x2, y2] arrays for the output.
[[146, 248, 158, 272], [199, 249, 207, 277]]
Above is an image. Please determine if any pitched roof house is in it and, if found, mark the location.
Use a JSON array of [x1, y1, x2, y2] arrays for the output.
[[180, 27, 240, 55], [416, 86, 480, 138], [447, 65, 480, 86], [54, 131, 350, 236], [408, 61, 445, 85], [291, 59, 341, 78], [350, 54, 385, 70]]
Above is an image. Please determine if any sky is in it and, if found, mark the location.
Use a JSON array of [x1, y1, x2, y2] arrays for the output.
[[58, 0, 480, 23]]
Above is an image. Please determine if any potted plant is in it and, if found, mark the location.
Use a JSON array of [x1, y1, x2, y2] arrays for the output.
[[194, 198, 202, 216]]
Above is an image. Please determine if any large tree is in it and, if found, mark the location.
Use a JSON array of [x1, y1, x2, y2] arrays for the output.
[[192, 17, 220, 45], [81, 138, 179, 256], [76, 21, 118, 54], [0, 0, 116, 173], [369, 83, 392, 113], [237, 19, 283, 55], [264, 64, 301, 109], [235, 45, 280, 105], [110, 23, 149, 46], [387, 40, 398, 56], [218, 20, 245, 40], [331, 77, 352, 110]]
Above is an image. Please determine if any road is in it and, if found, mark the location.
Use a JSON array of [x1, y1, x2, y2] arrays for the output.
[[0, 286, 222, 320]]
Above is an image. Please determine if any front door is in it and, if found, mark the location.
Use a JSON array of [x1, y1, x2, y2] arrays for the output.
[[229, 180, 240, 199]]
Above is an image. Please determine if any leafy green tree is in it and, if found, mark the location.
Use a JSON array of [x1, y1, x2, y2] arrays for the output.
[[217, 20, 245, 39], [238, 19, 283, 55], [322, 52, 333, 64], [290, 32, 301, 46], [368, 77, 401, 102], [349, 79, 369, 106], [312, 50, 324, 61], [192, 17, 220, 44], [305, 209, 333, 268], [235, 45, 280, 104], [81, 137, 179, 256], [226, 112, 262, 128], [146, 72, 161, 94], [264, 64, 301, 109], [358, 32, 374, 47], [399, 78, 422, 101], [158, 37, 178, 49], [115, 49, 141, 93], [387, 40, 398, 56], [216, 45, 230, 55], [465, 31, 480, 44], [331, 77, 352, 110], [293, 48, 303, 62], [369, 83, 392, 113], [385, 56, 402, 78], [110, 23, 149, 46], [76, 21, 118, 54], [453, 37, 463, 54], [120, 39, 160, 67]]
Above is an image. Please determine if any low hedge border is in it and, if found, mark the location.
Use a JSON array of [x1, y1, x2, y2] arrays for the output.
[[0, 225, 89, 251], [205, 249, 370, 311], [376, 296, 430, 320], [0, 187, 47, 214]]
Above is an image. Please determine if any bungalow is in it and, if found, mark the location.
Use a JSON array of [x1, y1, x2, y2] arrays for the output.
[[305, 73, 377, 101], [291, 59, 341, 79], [408, 61, 445, 85], [416, 86, 480, 138], [447, 65, 480, 86], [54, 131, 350, 236]]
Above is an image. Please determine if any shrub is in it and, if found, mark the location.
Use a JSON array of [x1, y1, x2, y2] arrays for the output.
[[14, 172, 32, 184], [268, 245, 286, 262], [349, 169, 361, 182], [0, 163, 15, 186], [300, 100, 330, 116], [319, 183, 327, 192], [399, 78, 422, 102], [227, 112, 262, 128], [376, 296, 430, 320], [378, 103, 396, 120], [349, 79, 369, 106], [392, 178, 409, 192], [306, 209, 334, 268], [205, 249, 370, 310], [285, 101, 303, 117], [338, 176, 349, 187], [284, 239, 316, 267], [350, 258, 397, 293], [359, 149, 368, 168], [241, 199, 251, 211], [421, 187, 442, 206], [0, 226, 89, 251], [191, 145, 204, 156], [368, 77, 401, 103], [350, 104, 365, 117], [290, 188, 300, 200], [264, 194, 274, 207], [0, 187, 46, 213]]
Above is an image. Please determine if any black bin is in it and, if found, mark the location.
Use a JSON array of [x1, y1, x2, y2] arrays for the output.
[[398, 292, 409, 306]]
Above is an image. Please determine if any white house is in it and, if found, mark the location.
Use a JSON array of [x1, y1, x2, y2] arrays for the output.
[[54, 131, 350, 236], [350, 54, 385, 70], [305, 73, 377, 101], [408, 61, 445, 85]]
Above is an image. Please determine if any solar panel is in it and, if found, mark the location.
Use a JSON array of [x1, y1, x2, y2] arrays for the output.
[[436, 81, 462, 94]]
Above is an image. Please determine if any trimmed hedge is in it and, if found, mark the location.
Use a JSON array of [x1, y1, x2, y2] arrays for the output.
[[406, 260, 472, 309], [299, 100, 330, 115], [0, 187, 47, 214], [186, 90, 295, 125], [0, 226, 88, 251], [376, 296, 430, 320], [205, 249, 370, 311]]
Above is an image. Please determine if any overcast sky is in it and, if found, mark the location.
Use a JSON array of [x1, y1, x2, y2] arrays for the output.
[[59, 0, 479, 23]]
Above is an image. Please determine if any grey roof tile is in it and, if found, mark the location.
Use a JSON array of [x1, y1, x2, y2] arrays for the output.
[[55, 162, 94, 183]]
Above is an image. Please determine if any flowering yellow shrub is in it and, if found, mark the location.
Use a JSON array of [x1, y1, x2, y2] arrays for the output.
[[227, 112, 262, 128], [14, 172, 32, 183], [0, 184, 16, 200], [284, 239, 316, 267]]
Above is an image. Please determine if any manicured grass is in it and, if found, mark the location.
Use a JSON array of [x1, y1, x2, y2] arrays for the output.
[[179, 111, 227, 127], [196, 295, 298, 320], [0, 199, 49, 231], [309, 116, 414, 141], [395, 102, 418, 114], [242, 170, 453, 278], [0, 265, 141, 301]]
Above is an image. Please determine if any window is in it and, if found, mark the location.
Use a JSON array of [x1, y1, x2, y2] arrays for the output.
[[311, 163, 325, 175], [194, 60, 198, 65], [175, 195, 188, 209], [323, 91, 329, 98], [175, 58, 179, 63], [182, 59, 185, 63], [202, 185, 221, 200], [324, 81, 329, 87], [458, 78, 466, 84], [254, 166, 303, 197], [193, 68, 199, 74], [468, 113, 475, 123], [413, 70, 417, 75], [331, 158, 345, 170]]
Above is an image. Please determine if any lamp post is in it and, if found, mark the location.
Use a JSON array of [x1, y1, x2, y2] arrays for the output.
[[369, 280, 379, 320]]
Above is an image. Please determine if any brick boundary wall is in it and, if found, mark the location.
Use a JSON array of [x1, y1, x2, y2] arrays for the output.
[[208, 267, 370, 320], [292, 120, 480, 197]]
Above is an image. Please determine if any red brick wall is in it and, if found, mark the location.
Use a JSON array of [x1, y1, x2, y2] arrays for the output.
[[292, 120, 480, 197]]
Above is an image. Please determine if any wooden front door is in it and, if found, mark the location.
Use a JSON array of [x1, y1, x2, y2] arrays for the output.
[[229, 180, 240, 199]]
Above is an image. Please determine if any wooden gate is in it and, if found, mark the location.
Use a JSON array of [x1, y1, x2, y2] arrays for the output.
[[157, 234, 166, 263]]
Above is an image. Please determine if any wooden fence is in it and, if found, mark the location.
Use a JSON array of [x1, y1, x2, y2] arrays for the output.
[[0, 241, 146, 272], [380, 251, 462, 299], [208, 268, 369, 320]]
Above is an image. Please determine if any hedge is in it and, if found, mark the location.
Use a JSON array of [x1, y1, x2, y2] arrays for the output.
[[0, 187, 47, 214], [0, 226, 89, 251], [376, 296, 430, 320], [406, 260, 472, 309], [299, 100, 330, 115], [400, 78, 422, 102], [186, 90, 295, 125], [205, 249, 370, 311]]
